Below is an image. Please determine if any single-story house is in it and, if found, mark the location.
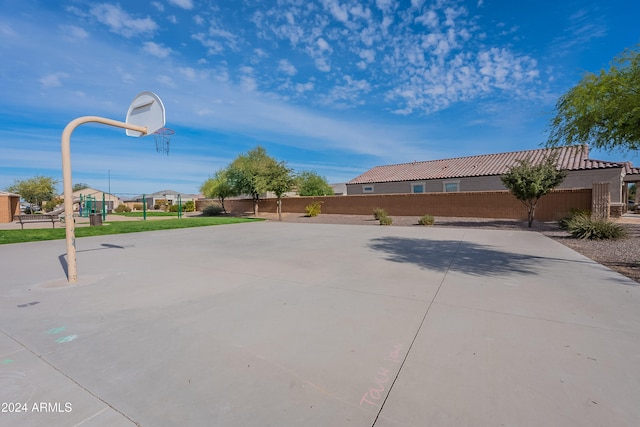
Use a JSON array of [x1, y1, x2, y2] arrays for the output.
[[72, 187, 123, 213], [346, 145, 638, 215], [124, 190, 200, 210], [0, 191, 21, 223]]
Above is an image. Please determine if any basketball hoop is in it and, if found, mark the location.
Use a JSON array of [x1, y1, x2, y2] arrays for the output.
[[153, 127, 174, 155]]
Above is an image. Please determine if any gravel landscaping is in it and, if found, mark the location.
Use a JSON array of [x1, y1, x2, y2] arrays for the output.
[[262, 212, 640, 284]]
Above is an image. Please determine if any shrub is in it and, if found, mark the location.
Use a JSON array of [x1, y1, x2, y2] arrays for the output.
[[183, 200, 195, 212], [373, 208, 387, 220], [305, 202, 323, 217], [202, 205, 224, 216], [418, 214, 435, 226], [169, 204, 180, 212], [133, 203, 143, 211], [114, 204, 131, 213], [44, 198, 63, 212], [566, 215, 627, 240], [559, 208, 591, 230], [379, 216, 393, 226]]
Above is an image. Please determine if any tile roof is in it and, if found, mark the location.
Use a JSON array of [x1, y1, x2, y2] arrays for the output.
[[348, 145, 629, 184]]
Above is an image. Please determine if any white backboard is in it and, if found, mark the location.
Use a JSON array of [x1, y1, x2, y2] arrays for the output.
[[125, 91, 165, 137]]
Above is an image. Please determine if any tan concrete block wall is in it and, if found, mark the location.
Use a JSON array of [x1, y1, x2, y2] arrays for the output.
[[0, 195, 20, 223], [212, 189, 592, 221]]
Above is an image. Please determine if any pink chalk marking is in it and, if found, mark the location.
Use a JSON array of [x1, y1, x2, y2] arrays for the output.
[[359, 344, 403, 407]]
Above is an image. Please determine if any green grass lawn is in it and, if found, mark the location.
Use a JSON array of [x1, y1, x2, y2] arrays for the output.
[[114, 211, 179, 217], [0, 217, 263, 245]]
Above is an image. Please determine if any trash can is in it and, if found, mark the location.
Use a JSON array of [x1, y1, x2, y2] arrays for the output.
[[89, 213, 102, 226]]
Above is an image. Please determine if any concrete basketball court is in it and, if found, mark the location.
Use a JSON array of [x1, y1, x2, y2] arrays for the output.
[[1, 221, 639, 426]]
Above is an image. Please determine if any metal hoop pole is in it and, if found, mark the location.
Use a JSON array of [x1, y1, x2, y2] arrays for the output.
[[61, 116, 147, 283]]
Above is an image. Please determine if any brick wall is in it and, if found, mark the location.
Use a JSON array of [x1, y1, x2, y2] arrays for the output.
[[209, 189, 592, 221]]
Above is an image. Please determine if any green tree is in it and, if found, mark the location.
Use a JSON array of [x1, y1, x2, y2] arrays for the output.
[[6, 176, 59, 209], [547, 45, 640, 152], [267, 161, 295, 221], [200, 169, 237, 213], [73, 183, 90, 192], [226, 146, 277, 216], [501, 155, 567, 227], [296, 171, 334, 196]]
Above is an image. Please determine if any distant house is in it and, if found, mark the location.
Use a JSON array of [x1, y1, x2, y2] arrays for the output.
[[72, 187, 123, 213], [124, 190, 201, 209], [346, 145, 639, 214], [330, 183, 347, 195]]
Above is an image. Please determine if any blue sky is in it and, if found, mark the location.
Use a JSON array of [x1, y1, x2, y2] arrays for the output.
[[1, 0, 638, 196]]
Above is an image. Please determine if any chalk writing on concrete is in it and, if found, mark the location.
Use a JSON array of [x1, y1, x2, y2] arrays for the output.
[[359, 343, 403, 407], [55, 335, 78, 344], [46, 327, 66, 335]]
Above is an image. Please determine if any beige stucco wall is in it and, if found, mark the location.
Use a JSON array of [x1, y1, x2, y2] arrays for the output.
[[347, 168, 624, 203], [73, 188, 122, 210]]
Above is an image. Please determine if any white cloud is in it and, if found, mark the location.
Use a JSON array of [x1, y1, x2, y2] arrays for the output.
[[0, 22, 18, 37], [179, 67, 197, 80], [168, 0, 194, 10], [157, 75, 176, 87], [39, 72, 69, 88], [321, 0, 349, 24], [192, 33, 224, 55], [319, 75, 371, 108], [376, 0, 395, 13], [296, 82, 314, 93], [317, 37, 330, 51], [151, 2, 164, 12], [416, 10, 438, 28], [278, 59, 297, 76], [193, 15, 205, 26], [59, 25, 89, 40], [116, 66, 136, 83], [241, 76, 258, 92], [551, 7, 607, 54], [251, 48, 269, 63], [90, 3, 157, 38], [143, 41, 173, 58]]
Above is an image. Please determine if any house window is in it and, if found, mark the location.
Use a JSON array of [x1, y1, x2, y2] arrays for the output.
[[362, 185, 374, 193], [411, 182, 425, 193], [443, 181, 459, 192]]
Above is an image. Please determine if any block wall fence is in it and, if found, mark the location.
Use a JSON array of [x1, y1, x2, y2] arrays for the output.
[[197, 189, 593, 221], [0, 194, 20, 223]]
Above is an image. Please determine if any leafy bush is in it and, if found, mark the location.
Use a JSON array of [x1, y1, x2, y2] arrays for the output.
[[133, 203, 143, 211], [305, 202, 323, 217], [114, 204, 131, 213], [373, 208, 387, 220], [183, 200, 195, 212], [559, 208, 591, 229], [379, 216, 393, 226], [44, 198, 63, 212], [566, 215, 627, 240], [418, 214, 435, 226], [202, 205, 224, 216], [169, 204, 180, 212]]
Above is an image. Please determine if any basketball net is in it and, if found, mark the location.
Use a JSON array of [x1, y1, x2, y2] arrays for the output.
[[153, 128, 174, 155]]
